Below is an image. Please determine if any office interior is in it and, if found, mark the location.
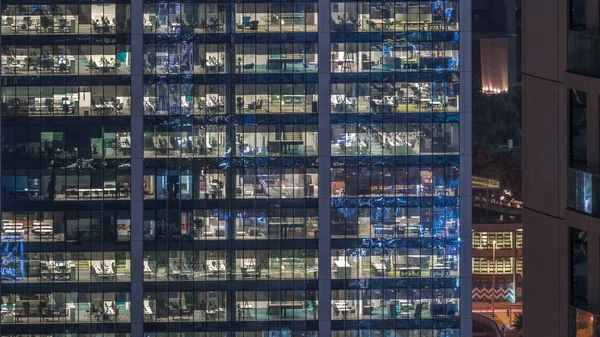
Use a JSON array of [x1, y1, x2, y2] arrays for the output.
[[142, 209, 317, 241], [330, 1, 458, 32], [1, 211, 131, 243], [331, 41, 459, 73], [331, 166, 459, 198], [1, 4, 131, 35], [330, 82, 459, 113], [0, 251, 131, 283], [235, 83, 318, 114], [234, 290, 318, 321], [236, 43, 318, 73], [143, 169, 226, 200], [234, 209, 318, 240], [144, 84, 227, 115], [143, 291, 227, 322], [1, 44, 130, 76], [331, 331, 457, 337], [234, 3, 318, 32], [143, 126, 227, 158], [143, 209, 228, 241], [143, 3, 227, 34], [329, 288, 459, 320], [235, 168, 318, 199], [1, 86, 131, 116], [141, 168, 317, 200], [236, 125, 318, 157], [142, 249, 318, 281], [143, 44, 227, 74], [2, 126, 131, 161], [330, 205, 459, 239], [0, 292, 131, 324], [143, 42, 319, 74], [331, 122, 459, 156], [1, 168, 131, 202], [331, 246, 459, 280]]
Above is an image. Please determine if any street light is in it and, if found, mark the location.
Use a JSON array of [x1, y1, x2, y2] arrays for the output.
[[492, 239, 497, 318]]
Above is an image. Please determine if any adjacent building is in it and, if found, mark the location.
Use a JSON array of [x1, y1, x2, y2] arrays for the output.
[[523, 0, 600, 335], [0, 1, 471, 337]]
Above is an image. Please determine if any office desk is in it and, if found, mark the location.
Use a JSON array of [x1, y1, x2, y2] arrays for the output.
[[266, 302, 304, 317], [266, 55, 304, 71]]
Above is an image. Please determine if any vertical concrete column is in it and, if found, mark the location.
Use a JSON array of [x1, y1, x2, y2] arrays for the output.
[[587, 223, 600, 308], [317, 0, 332, 333], [459, 0, 473, 334], [129, 0, 144, 335]]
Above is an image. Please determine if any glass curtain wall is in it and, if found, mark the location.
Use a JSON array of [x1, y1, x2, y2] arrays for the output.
[[142, 1, 319, 337], [329, 1, 461, 337], [0, 1, 465, 337], [0, 2, 133, 335]]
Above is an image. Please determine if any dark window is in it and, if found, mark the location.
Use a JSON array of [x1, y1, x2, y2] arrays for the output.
[[570, 89, 587, 169], [570, 0, 586, 30], [571, 227, 588, 308]]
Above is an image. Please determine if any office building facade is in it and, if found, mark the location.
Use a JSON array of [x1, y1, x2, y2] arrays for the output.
[[0, 1, 471, 337], [523, 0, 600, 335]]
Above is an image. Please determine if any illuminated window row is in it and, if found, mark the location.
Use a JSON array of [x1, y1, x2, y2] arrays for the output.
[[331, 41, 459, 73], [234, 3, 318, 33], [331, 1, 459, 32], [330, 288, 459, 320], [331, 166, 459, 197], [142, 168, 317, 200], [1, 335, 130, 337], [144, 83, 317, 115], [0, 249, 322, 283], [2, 85, 318, 117], [1, 86, 131, 117], [1, 211, 130, 243], [331, 82, 459, 114], [0, 292, 131, 324], [2, 168, 131, 202], [143, 249, 318, 281], [472, 232, 514, 250], [1, 251, 131, 283], [1, 45, 130, 76], [1, 164, 459, 202], [143, 43, 317, 75], [1, 1, 459, 37], [141, 126, 317, 158], [235, 333, 316, 337], [0, 208, 318, 242], [146, 334, 223, 337], [331, 206, 459, 239], [145, 3, 318, 34], [1, 4, 130, 35], [472, 258, 516, 275], [1, 81, 460, 117], [331, 330, 458, 337], [143, 208, 318, 241], [143, 291, 318, 322], [331, 247, 459, 279], [331, 123, 459, 156]]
